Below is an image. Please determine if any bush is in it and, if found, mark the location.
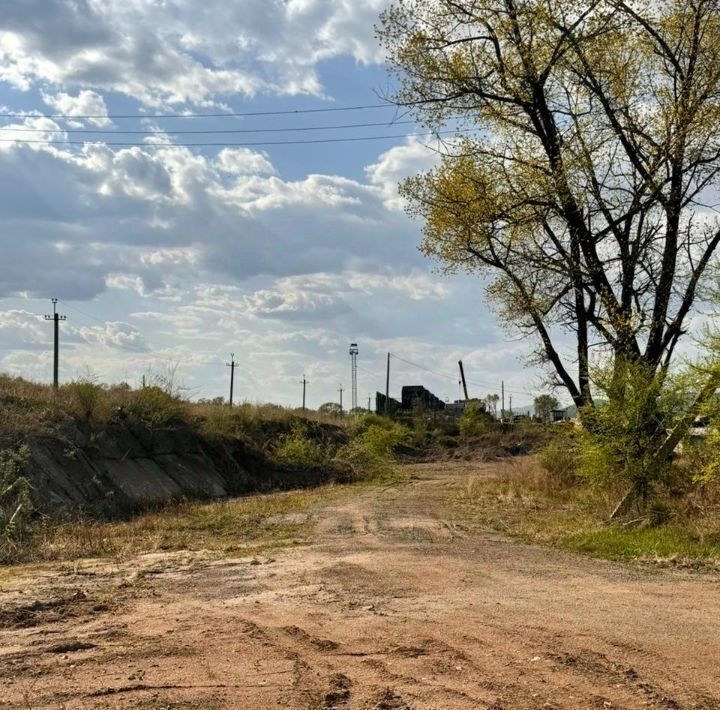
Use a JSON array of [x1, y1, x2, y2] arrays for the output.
[[459, 401, 490, 438], [335, 421, 408, 480], [577, 360, 685, 492], [127, 386, 185, 426], [274, 430, 326, 467], [63, 379, 110, 423], [539, 438, 579, 486], [0, 446, 32, 561]]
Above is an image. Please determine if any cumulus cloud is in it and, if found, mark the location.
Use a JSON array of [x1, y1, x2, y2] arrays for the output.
[[0, 138, 437, 300], [366, 137, 440, 209], [41, 89, 111, 126], [0, 0, 389, 106], [77, 321, 150, 352], [215, 148, 276, 177]]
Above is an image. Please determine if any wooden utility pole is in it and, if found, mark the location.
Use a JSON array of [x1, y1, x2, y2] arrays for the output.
[[44, 298, 66, 389], [301, 375, 308, 411], [338, 385, 344, 415], [368, 394, 372, 412], [458, 360, 469, 400], [226, 353, 239, 407], [501, 381, 505, 422], [385, 352, 390, 414]]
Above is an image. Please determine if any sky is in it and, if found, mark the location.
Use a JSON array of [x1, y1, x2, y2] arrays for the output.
[[0, 0, 556, 410]]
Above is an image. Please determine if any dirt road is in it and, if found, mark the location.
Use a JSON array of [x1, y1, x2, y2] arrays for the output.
[[2, 461, 720, 709]]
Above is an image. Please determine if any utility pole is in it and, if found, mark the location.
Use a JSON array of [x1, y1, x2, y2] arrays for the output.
[[349, 342, 359, 413], [44, 298, 66, 389], [338, 385, 344, 415], [368, 394, 372, 412], [301, 375, 308, 411], [458, 360, 469, 400], [509, 395, 513, 422], [501, 380, 505, 422], [385, 352, 390, 414], [225, 353, 239, 407]]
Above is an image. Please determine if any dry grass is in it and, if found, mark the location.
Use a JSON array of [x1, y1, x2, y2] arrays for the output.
[[0, 374, 350, 442], [458, 457, 720, 568], [10, 485, 350, 565]]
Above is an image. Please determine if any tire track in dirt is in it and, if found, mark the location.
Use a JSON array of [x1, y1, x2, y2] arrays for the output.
[[2, 461, 720, 708]]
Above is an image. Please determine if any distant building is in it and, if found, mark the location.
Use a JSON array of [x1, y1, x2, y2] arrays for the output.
[[375, 392, 401, 414], [375, 385, 445, 414], [401, 385, 445, 411]]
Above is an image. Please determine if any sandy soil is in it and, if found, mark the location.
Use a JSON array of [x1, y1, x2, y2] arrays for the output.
[[2, 461, 720, 709]]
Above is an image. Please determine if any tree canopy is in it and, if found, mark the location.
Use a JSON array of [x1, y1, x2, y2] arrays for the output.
[[379, 0, 720, 411], [534, 394, 560, 421]]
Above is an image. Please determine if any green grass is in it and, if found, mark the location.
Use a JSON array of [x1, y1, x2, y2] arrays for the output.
[[561, 526, 720, 565], [457, 458, 720, 568]]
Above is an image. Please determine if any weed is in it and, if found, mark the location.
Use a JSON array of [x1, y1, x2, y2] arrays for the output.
[[335, 420, 408, 481], [63, 379, 110, 424], [274, 429, 327, 466], [0, 446, 32, 561], [457, 456, 720, 567], [127, 386, 185, 427], [8, 486, 349, 564]]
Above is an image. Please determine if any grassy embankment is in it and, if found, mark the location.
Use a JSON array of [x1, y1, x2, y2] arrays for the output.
[[0, 374, 410, 565], [458, 438, 720, 568]]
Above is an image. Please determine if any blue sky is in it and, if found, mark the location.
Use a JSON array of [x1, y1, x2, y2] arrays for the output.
[[0, 0, 552, 409]]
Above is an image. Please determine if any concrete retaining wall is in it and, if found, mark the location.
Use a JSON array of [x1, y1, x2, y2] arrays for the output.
[[25, 422, 339, 517]]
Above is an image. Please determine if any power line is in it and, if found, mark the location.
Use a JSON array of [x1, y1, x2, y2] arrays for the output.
[[0, 102, 416, 121], [0, 128, 472, 149], [0, 119, 417, 135]]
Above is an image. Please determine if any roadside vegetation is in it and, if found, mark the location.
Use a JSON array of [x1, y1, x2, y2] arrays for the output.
[[460, 425, 720, 568], [6, 487, 345, 565], [0, 373, 417, 564]]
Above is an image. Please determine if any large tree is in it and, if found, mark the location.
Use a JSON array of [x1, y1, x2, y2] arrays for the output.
[[534, 394, 560, 422], [378, 0, 720, 423]]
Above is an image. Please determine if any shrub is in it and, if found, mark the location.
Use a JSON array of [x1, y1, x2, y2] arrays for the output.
[[577, 359, 687, 493], [274, 430, 326, 467], [538, 438, 579, 486], [459, 401, 490, 438], [0, 446, 32, 561], [127, 386, 185, 426], [63, 379, 110, 423], [335, 421, 408, 480]]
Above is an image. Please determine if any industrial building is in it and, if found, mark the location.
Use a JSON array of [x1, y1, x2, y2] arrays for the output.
[[376, 385, 445, 414]]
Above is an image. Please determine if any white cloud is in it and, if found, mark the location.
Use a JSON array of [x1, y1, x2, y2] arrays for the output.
[[77, 321, 150, 352], [0, 0, 390, 106], [41, 89, 111, 127], [215, 148, 276, 177], [366, 138, 439, 209]]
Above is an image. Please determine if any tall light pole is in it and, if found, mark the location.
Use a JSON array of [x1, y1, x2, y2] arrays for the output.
[[349, 342, 358, 413]]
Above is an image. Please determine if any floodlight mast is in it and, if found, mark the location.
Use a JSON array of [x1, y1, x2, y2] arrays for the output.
[[349, 342, 359, 413]]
